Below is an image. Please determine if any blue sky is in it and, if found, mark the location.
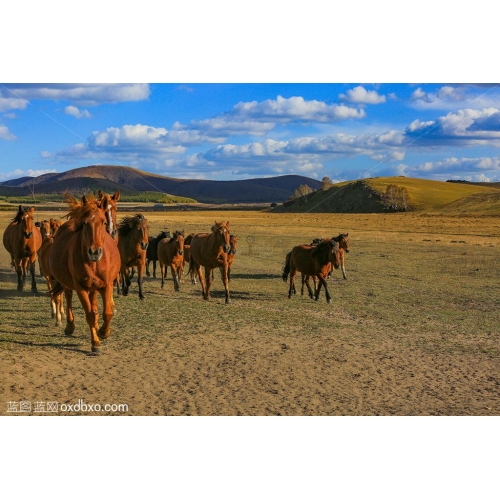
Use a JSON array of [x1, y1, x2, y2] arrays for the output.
[[2, 83, 500, 184]]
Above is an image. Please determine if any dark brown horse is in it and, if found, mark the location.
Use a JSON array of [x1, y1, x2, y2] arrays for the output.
[[157, 230, 185, 291], [146, 230, 171, 278], [117, 214, 149, 300], [48, 194, 121, 353], [220, 234, 238, 281], [188, 221, 232, 303], [282, 239, 341, 304], [3, 205, 43, 292]]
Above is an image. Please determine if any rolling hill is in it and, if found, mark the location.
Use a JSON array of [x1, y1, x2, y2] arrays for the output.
[[0, 165, 322, 204], [273, 177, 500, 214]]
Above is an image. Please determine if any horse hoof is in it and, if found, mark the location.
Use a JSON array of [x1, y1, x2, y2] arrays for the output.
[[225, 299, 231, 304], [98, 326, 110, 340], [90, 346, 102, 356], [64, 326, 75, 336], [327, 299, 332, 304]]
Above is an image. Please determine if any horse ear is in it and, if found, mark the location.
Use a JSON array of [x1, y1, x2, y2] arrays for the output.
[[29, 206, 35, 213], [102, 196, 109, 211], [82, 195, 88, 205], [98, 189, 103, 199], [113, 190, 120, 202], [345, 233, 348, 237], [226, 221, 230, 227]]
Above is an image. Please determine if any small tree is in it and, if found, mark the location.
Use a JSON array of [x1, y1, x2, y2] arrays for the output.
[[321, 176, 334, 191], [293, 184, 314, 199]]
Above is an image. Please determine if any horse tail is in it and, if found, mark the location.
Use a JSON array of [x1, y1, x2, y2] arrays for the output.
[[282, 251, 291, 282], [50, 280, 64, 299]]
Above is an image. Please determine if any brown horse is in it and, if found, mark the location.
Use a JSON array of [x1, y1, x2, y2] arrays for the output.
[[3, 205, 43, 292], [49, 194, 121, 353], [117, 214, 149, 300], [331, 233, 350, 279], [188, 221, 232, 303], [97, 189, 120, 241], [36, 219, 52, 275], [39, 234, 65, 326], [219, 234, 238, 281], [157, 230, 185, 291], [282, 239, 341, 304], [182, 233, 197, 284], [146, 230, 171, 278]]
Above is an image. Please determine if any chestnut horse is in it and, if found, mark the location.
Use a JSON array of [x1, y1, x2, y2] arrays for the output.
[[146, 230, 171, 278], [158, 230, 185, 291], [188, 221, 232, 303], [36, 219, 52, 275], [39, 233, 65, 326], [331, 233, 350, 279], [282, 239, 341, 304], [182, 233, 197, 284], [3, 205, 42, 292], [49, 194, 120, 353], [117, 214, 149, 300], [97, 189, 121, 300]]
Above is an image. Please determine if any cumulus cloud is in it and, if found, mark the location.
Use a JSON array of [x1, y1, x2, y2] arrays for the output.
[[409, 85, 476, 110], [340, 86, 386, 105], [0, 124, 16, 140], [0, 96, 28, 112], [0, 84, 150, 107], [174, 95, 366, 139], [403, 107, 500, 146], [64, 106, 92, 119]]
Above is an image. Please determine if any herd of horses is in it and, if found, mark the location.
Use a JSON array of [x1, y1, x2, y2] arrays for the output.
[[2, 190, 350, 354]]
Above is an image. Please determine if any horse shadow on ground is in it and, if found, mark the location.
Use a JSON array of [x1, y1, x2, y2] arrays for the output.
[[0, 338, 90, 355], [230, 273, 282, 280]]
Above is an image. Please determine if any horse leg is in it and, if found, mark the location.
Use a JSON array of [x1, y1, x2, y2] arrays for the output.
[[288, 269, 297, 299], [160, 263, 165, 289], [64, 289, 76, 336], [29, 254, 38, 293], [153, 260, 157, 279], [341, 254, 347, 279], [122, 268, 130, 296], [219, 264, 230, 304], [98, 283, 114, 341], [300, 274, 305, 296], [137, 263, 145, 300], [146, 259, 150, 277], [76, 290, 101, 353], [305, 276, 315, 299], [171, 265, 180, 292], [204, 266, 213, 300], [14, 258, 23, 291], [315, 276, 332, 304]]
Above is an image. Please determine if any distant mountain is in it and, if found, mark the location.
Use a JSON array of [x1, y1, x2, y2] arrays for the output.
[[0, 165, 322, 204]]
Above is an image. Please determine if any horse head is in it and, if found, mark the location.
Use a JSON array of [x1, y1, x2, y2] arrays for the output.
[[229, 234, 238, 255], [333, 233, 350, 253], [71, 195, 108, 262], [98, 190, 120, 240], [329, 240, 341, 269], [171, 230, 185, 256], [212, 221, 231, 253], [39, 220, 51, 239], [16, 206, 36, 239]]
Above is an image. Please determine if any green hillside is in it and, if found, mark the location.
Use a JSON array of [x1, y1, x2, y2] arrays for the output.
[[274, 177, 500, 214]]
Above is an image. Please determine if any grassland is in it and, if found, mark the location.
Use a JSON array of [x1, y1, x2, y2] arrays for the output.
[[1, 208, 499, 415]]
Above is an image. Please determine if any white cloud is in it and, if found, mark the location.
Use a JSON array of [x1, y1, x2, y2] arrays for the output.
[[340, 86, 386, 104], [0, 84, 150, 107], [64, 105, 92, 119], [0, 124, 16, 140], [0, 168, 57, 182], [0, 96, 28, 112]]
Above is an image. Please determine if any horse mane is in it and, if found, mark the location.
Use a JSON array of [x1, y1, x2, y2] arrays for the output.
[[332, 233, 348, 242], [311, 239, 336, 257], [64, 193, 101, 229], [118, 214, 146, 236]]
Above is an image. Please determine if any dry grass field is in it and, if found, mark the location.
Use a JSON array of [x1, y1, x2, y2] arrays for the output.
[[1, 207, 499, 415]]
